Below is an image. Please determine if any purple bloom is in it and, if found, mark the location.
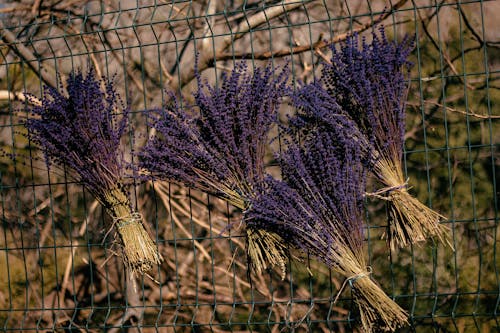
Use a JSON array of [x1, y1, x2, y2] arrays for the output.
[[322, 26, 414, 162], [138, 95, 219, 192], [247, 130, 366, 267], [288, 80, 377, 168], [194, 62, 289, 191], [138, 62, 290, 277], [290, 27, 448, 249], [247, 98, 408, 332], [139, 62, 289, 207], [25, 69, 162, 274], [26, 70, 129, 204]]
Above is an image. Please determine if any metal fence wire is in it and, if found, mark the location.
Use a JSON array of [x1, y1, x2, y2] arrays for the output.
[[0, 0, 498, 332]]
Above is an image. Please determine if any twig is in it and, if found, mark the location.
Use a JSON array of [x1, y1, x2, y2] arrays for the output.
[[153, 182, 212, 261], [284, 301, 315, 331], [416, 4, 476, 90], [171, 207, 212, 261], [93, 25, 152, 100], [28, 188, 65, 217], [31, 0, 42, 16], [170, 0, 306, 90], [227, 1, 307, 43], [59, 241, 78, 302], [214, 0, 409, 61], [419, 100, 500, 119], [0, 5, 31, 13], [444, 106, 500, 119], [200, 0, 217, 52], [457, 5, 498, 48], [156, 182, 242, 243], [107, 274, 143, 333], [0, 90, 41, 105], [0, 21, 58, 89]]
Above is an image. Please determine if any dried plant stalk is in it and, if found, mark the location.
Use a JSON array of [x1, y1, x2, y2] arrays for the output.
[[246, 228, 287, 280], [247, 130, 408, 331], [138, 62, 290, 278], [335, 248, 408, 332], [352, 276, 408, 332], [203, 178, 289, 279], [374, 155, 450, 250], [24, 69, 163, 276], [106, 190, 163, 275], [196, 171, 289, 278]]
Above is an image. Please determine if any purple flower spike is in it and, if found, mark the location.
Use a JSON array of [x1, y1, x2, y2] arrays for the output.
[[322, 26, 414, 159], [247, 129, 408, 332], [139, 62, 290, 278], [249, 133, 367, 264], [304, 26, 449, 249], [25, 69, 162, 275], [288, 80, 377, 168], [193, 61, 289, 193], [26, 70, 129, 204]]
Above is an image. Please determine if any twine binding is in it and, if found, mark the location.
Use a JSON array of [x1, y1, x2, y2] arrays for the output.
[[364, 179, 409, 201], [333, 266, 373, 304], [112, 210, 163, 276], [114, 212, 142, 228]]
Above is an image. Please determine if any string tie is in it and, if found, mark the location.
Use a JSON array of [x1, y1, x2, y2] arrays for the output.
[[114, 212, 142, 229], [364, 178, 410, 201], [333, 266, 373, 304]]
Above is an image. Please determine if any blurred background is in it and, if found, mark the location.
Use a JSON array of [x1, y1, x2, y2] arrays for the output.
[[0, 1, 498, 332]]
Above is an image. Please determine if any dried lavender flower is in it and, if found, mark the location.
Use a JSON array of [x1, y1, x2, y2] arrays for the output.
[[288, 80, 377, 168], [320, 27, 449, 249], [139, 62, 290, 278], [25, 69, 162, 275], [247, 131, 408, 332]]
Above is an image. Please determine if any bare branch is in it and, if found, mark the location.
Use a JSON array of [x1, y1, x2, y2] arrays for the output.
[[415, 4, 477, 91], [0, 21, 58, 89], [423, 100, 500, 119], [0, 5, 31, 14], [106, 275, 143, 333], [225, 0, 307, 44], [0, 90, 41, 105], [31, 0, 42, 16], [170, 0, 308, 91], [214, 0, 409, 61]]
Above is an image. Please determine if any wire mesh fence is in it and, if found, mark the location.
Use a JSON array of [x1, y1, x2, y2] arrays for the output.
[[0, 0, 498, 332]]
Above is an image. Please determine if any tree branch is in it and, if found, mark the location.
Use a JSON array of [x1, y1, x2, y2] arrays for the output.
[[170, 0, 308, 91], [422, 100, 500, 119], [0, 20, 58, 89], [0, 90, 41, 105], [213, 0, 409, 62], [107, 275, 143, 333]]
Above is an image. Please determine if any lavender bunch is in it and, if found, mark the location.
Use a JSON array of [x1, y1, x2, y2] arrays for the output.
[[319, 27, 449, 249], [287, 80, 377, 168], [25, 69, 162, 275], [139, 62, 289, 278], [246, 131, 408, 332]]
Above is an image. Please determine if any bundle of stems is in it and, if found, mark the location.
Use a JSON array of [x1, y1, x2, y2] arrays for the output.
[[319, 27, 449, 249], [25, 70, 162, 275], [246, 129, 408, 332], [138, 62, 289, 278]]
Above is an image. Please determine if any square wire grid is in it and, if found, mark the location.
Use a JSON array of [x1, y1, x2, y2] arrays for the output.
[[0, 0, 498, 332]]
